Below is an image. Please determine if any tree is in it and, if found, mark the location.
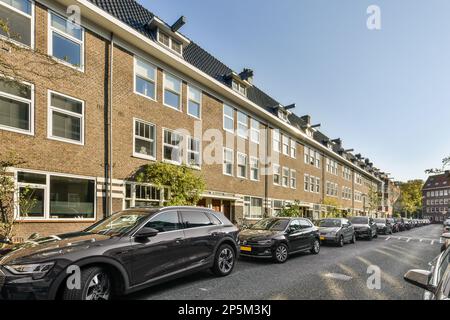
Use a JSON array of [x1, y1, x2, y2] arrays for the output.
[[321, 198, 341, 218], [277, 200, 303, 218], [0, 153, 37, 246], [425, 155, 450, 174], [367, 185, 382, 216], [135, 162, 206, 206], [397, 180, 424, 218]]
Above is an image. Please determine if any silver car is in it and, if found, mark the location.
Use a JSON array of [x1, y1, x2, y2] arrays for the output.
[[318, 218, 356, 247]]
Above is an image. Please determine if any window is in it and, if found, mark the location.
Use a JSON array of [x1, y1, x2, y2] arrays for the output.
[[342, 187, 352, 200], [237, 153, 247, 179], [304, 146, 320, 168], [223, 104, 234, 133], [48, 91, 84, 144], [0, 0, 33, 47], [273, 165, 281, 185], [17, 171, 95, 220], [145, 211, 182, 232], [124, 182, 168, 209], [315, 177, 321, 193], [181, 211, 214, 228], [49, 12, 84, 69], [157, 30, 183, 55], [272, 129, 280, 153], [223, 148, 233, 176], [343, 166, 352, 180], [282, 167, 289, 187], [232, 80, 246, 96], [355, 173, 362, 185], [187, 85, 201, 118], [290, 169, 297, 189], [290, 139, 296, 158], [250, 119, 260, 144], [310, 176, 315, 193], [187, 137, 201, 168], [326, 181, 338, 197], [355, 191, 362, 202], [133, 119, 156, 160], [250, 157, 260, 181], [0, 78, 33, 134], [237, 111, 248, 139], [326, 158, 338, 175], [163, 129, 182, 164], [244, 197, 263, 219], [282, 135, 289, 155], [304, 174, 310, 191], [134, 57, 156, 100], [164, 73, 182, 110]]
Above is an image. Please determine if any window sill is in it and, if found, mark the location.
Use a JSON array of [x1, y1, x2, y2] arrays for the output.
[[50, 56, 85, 73], [163, 103, 182, 112], [132, 153, 156, 161], [0, 125, 34, 136], [134, 90, 157, 102], [48, 136, 84, 146]]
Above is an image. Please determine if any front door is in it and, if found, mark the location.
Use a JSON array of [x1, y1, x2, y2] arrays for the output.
[[222, 200, 232, 221], [212, 200, 222, 213], [130, 210, 186, 286]]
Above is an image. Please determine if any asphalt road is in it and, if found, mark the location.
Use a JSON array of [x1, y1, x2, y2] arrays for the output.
[[122, 224, 445, 300]]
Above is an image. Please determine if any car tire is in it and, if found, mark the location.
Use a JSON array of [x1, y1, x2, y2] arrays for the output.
[[350, 234, 356, 244], [273, 243, 289, 263], [367, 233, 373, 241], [338, 236, 344, 247], [62, 266, 112, 300], [212, 244, 236, 276], [374, 232, 378, 239], [310, 239, 320, 254]]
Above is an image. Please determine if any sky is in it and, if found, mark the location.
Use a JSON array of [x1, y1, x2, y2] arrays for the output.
[[140, 0, 450, 182]]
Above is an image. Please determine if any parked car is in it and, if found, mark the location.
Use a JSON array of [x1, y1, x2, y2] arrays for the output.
[[440, 233, 450, 253], [318, 218, 356, 247], [238, 217, 320, 263], [350, 216, 377, 240], [444, 219, 450, 233], [394, 218, 405, 232], [404, 245, 450, 300], [374, 218, 393, 235], [389, 218, 399, 233], [0, 207, 239, 300], [403, 218, 412, 230]]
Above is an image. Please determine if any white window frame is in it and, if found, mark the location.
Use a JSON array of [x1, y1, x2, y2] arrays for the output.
[[272, 129, 281, 153], [0, 78, 34, 135], [187, 84, 202, 119], [250, 118, 260, 144], [162, 128, 183, 165], [0, 0, 35, 48], [223, 147, 234, 176], [273, 164, 281, 186], [47, 90, 84, 145], [14, 168, 96, 222], [163, 72, 182, 111], [290, 169, 297, 189], [237, 152, 248, 179], [282, 135, 289, 156], [290, 138, 296, 158], [282, 167, 289, 187], [133, 118, 156, 160], [133, 56, 157, 101], [157, 28, 183, 56], [304, 174, 310, 192], [223, 104, 234, 133], [250, 157, 260, 181], [48, 10, 84, 71], [237, 111, 248, 139], [186, 136, 201, 169]]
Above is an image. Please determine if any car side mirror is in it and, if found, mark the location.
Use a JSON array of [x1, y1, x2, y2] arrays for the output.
[[135, 227, 159, 239], [404, 269, 435, 292]]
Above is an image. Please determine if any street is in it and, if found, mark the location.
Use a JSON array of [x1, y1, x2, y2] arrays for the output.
[[123, 224, 444, 300]]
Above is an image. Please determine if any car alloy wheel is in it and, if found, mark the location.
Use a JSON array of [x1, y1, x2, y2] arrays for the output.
[[218, 247, 234, 274], [274, 244, 288, 263], [351, 234, 356, 244], [85, 272, 111, 301], [338, 236, 344, 247], [311, 239, 320, 254]]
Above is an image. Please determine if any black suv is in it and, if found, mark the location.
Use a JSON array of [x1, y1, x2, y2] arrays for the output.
[[0, 207, 239, 300], [238, 217, 320, 263]]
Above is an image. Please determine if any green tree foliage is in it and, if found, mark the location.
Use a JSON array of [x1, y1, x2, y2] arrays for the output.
[[367, 185, 382, 215], [136, 162, 206, 206], [322, 198, 343, 218], [277, 200, 303, 217], [398, 180, 424, 217]]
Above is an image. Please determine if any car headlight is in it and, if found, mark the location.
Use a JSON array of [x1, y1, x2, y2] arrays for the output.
[[5, 262, 55, 278], [257, 240, 273, 245]]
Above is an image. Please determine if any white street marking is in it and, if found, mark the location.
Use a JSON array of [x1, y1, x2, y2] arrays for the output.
[[323, 273, 353, 281], [385, 237, 391, 241], [431, 240, 434, 245]]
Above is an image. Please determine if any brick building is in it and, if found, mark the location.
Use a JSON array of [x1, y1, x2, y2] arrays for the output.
[[423, 172, 450, 223], [0, 0, 391, 239]]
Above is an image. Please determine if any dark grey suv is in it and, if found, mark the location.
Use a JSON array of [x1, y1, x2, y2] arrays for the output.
[[0, 207, 239, 300]]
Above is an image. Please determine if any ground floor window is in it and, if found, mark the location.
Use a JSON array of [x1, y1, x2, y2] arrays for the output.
[[124, 182, 169, 209], [243, 196, 263, 219], [17, 171, 95, 220]]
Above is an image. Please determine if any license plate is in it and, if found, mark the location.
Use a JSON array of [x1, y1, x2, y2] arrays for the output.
[[320, 236, 325, 241], [240, 246, 252, 252]]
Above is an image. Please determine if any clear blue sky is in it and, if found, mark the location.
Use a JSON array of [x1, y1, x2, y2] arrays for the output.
[[140, 0, 450, 182]]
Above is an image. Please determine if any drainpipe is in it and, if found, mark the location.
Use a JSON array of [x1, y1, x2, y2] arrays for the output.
[[107, 33, 114, 217], [264, 123, 270, 218]]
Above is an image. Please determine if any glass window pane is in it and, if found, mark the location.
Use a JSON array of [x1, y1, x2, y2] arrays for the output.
[[188, 86, 201, 102], [19, 187, 44, 218], [0, 4, 31, 46], [158, 31, 170, 47], [135, 59, 155, 80], [49, 176, 95, 219], [164, 74, 181, 93], [135, 138, 154, 157], [0, 95, 29, 130], [0, 78, 31, 99], [171, 40, 182, 54], [224, 104, 234, 117], [164, 90, 180, 109], [51, 13, 82, 40], [1, 0, 32, 14], [146, 211, 181, 232], [136, 76, 155, 99], [51, 93, 82, 114], [52, 33, 81, 67], [52, 111, 81, 141], [188, 100, 200, 118], [18, 172, 46, 184]]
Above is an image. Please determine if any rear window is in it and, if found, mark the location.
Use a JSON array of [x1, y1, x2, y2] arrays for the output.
[[181, 211, 214, 228], [351, 217, 368, 224], [207, 212, 222, 225]]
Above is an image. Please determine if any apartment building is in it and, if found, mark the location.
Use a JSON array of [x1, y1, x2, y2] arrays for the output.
[[423, 172, 450, 223], [0, 0, 389, 239]]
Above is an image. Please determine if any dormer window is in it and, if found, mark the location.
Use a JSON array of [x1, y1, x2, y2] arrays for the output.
[[278, 109, 289, 122], [306, 128, 313, 137], [157, 29, 183, 55], [232, 80, 247, 96]]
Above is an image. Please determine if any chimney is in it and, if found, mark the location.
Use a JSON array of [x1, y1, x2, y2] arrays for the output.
[[239, 68, 254, 84]]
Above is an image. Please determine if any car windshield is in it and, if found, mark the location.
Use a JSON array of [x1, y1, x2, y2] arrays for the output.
[[251, 218, 289, 231], [319, 219, 341, 227], [351, 217, 368, 224], [374, 219, 386, 223], [85, 210, 153, 236]]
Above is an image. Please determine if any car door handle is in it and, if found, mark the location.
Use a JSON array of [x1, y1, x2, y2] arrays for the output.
[[174, 238, 184, 244]]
